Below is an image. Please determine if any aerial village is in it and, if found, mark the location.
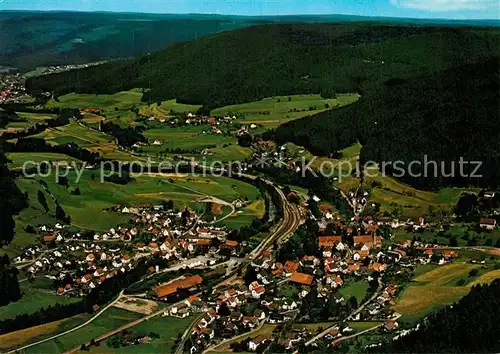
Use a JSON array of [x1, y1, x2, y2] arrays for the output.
[[11, 187, 496, 353]]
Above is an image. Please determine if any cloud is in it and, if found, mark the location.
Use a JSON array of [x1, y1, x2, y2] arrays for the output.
[[390, 0, 498, 11]]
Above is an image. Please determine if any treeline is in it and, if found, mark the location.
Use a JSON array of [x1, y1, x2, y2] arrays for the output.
[[254, 165, 351, 215], [0, 255, 21, 306], [100, 121, 146, 148], [225, 176, 279, 243], [379, 279, 500, 353], [0, 151, 27, 246], [26, 24, 500, 108], [276, 58, 500, 189]]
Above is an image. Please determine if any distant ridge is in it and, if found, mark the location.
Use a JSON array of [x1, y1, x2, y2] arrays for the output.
[[1, 10, 499, 25], [1, 11, 498, 70]]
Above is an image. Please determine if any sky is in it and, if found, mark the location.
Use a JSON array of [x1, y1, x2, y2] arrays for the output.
[[0, 0, 498, 19]]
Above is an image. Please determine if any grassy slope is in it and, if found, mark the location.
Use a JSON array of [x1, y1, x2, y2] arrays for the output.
[[211, 94, 359, 129], [88, 315, 194, 353], [7, 152, 81, 169], [24, 308, 142, 353], [15, 170, 262, 232], [0, 278, 80, 321], [0, 314, 91, 352], [44, 90, 143, 110], [339, 279, 369, 304], [9, 178, 59, 251], [394, 262, 500, 323]]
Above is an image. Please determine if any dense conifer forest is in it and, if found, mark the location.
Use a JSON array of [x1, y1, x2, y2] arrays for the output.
[[276, 58, 500, 189]]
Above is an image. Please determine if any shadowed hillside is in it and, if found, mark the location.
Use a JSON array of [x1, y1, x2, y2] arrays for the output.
[[275, 58, 500, 189]]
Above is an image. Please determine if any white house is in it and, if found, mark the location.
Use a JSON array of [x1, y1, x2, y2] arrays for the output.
[[248, 336, 268, 351]]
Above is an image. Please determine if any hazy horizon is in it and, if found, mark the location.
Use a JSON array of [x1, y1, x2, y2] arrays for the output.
[[0, 8, 499, 21], [1, 0, 499, 20]]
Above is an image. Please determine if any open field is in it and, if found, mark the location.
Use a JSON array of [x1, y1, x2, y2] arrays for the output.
[[16, 112, 57, 122], [140, 125, 250, 162], [43, 90, 200, 130], [44, 89, 143, 110], [143, 132, 234, 151], [413, 262, 480, 285], [339, 279, 369, 304], [0, 314, 91, 352], [468, 269, 500, 285], [24, 308, 143, 353], [113, 298, 159, 315], [347, 321, 383, 332], [7, 152, 81, 169], [203, 144, 253, 163], [29, 120, 148, 161], [356, 166, 472, 219], [88, 315, 194, 353], [139, 99, 201, 116], [6, 121, 35, 130], [32, 120, 112, 147], [292, 322, 337, 332], [317, 143, 474, 219], [210, 324, 277, 352], [42, 90, 148, 133], [0, 278, 80, 321], [219, 199, 266, 228], [80, 113, 105, 124], [211, 94, 360, 129], [394, 262, 500, 322]]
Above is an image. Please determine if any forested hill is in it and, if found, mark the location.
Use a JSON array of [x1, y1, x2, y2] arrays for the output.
[[275, 58, 500, 189], [26, 23, 500, 108], [378, 279, 500, 353]]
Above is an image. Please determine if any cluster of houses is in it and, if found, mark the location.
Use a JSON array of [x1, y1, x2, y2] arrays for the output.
[[22, 236, 137, 296], [186, 276, 279, 352], [181, 229, 410, 352], [183, 219, 467, 352], [0, 74, 29, 103], [17, 204, 248, 298]]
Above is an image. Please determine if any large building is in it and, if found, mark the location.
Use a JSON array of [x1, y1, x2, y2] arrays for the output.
[[153, 275, 203, 299]]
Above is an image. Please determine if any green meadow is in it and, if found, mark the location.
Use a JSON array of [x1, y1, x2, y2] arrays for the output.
[[29, 120, 144, 162], [0, 314, 92, 352], [44, 89, 143, 110], [14, 170, 263, 233], [7, 152, 81, 169], [394, 262, 500, 323], [140, 125, 251, 162], [339, 279, 370, 304], [10, 178, 60, 250], [88, 315, 194, 354], [24, 308, 143, 354], [139, 99, 201, 116], [0, 278, 80, 322], [16, 112, 57, 122]]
